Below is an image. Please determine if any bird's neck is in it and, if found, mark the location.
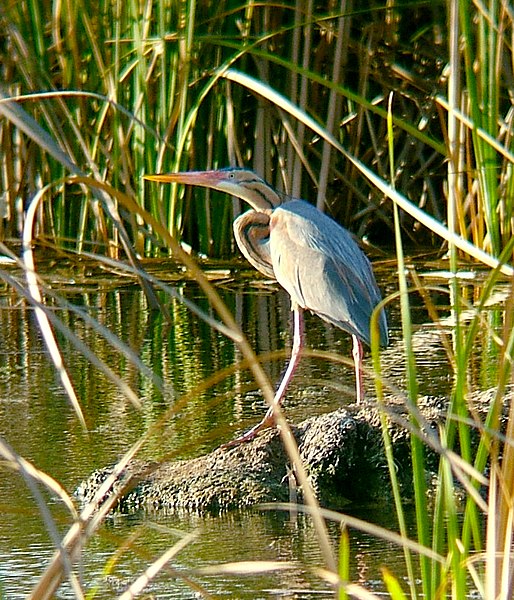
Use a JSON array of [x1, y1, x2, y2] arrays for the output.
[[239, 183, 282, 211], [233, 211, 275, 279]]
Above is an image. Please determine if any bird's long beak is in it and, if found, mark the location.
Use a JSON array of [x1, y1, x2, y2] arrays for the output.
[[144, 170, 224, 187]]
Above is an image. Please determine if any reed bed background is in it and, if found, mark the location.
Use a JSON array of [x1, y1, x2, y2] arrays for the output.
[[1, 0, 514, 598], [2, 0, 505, 256]]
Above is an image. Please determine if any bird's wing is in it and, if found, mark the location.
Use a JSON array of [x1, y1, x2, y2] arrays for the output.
[[270, 201, 387, 346]]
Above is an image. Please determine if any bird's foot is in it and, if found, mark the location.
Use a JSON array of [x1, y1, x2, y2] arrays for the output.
[[220, 410, 275, 449]]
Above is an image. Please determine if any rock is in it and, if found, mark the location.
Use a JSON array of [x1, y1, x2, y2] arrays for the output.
[[75, 387, 511, 514], [76, 407, 398, 513]]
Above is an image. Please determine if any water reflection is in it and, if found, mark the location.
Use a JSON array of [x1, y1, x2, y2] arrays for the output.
[[0, 267, 506, 598], [0, 504, 414, 599]]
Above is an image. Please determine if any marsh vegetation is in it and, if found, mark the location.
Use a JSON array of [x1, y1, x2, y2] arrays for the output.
[[1, 1, 514, 598]]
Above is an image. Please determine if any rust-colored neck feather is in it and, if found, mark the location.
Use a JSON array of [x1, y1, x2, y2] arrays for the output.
[[233, 211, 275, 279]]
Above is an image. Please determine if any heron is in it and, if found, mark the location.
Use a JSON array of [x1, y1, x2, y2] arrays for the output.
[[145, 167, 388, 445]]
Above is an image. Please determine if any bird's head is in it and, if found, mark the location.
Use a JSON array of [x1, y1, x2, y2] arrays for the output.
[[145, 167, 282, 212]]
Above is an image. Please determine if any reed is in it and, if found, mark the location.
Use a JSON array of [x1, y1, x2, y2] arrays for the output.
[[2, 1, 512, 257], [0, 1, 448, 256]]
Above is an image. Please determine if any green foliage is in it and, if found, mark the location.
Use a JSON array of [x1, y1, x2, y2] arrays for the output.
[[444, 0, 514, 259], [1, 0, 513, 259]]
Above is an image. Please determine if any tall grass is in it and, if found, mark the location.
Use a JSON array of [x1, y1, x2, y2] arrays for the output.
[[0, 0, 514, 598], [2, 1, 512, 256], [0, 1, 448, 255]]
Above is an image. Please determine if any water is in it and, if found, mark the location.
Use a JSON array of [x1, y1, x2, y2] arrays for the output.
[[0, 260, 498, 598]]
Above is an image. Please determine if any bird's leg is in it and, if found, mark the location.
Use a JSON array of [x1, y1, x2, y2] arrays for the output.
[[352, 334, 364, 403], [222, 305, 304, 448], [268, 305, 304, 409]]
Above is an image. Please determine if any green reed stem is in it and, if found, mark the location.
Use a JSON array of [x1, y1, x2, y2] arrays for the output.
[[438, 4, 474, 595], [386, 93, 425, 599], [338, 526, 350, 600], [459, 0, 502, 255]]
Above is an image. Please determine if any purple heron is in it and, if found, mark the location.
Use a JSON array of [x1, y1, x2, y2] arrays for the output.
[[146, 168, 388, 445]]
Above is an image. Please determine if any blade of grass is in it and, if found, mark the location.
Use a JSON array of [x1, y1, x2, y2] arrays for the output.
[[117, 530, 199, 600], [459, 0, 500, 255], [23, 185, 87, 428], [387, 93, 427, 599], [435, 4, 473, 596], [338, 525, 350, 600], [485, 282, 514, 597], [382, 567, 409, 600]]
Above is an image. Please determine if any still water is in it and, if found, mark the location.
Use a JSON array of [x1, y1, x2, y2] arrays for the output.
[[0, 259, 497, 598]]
